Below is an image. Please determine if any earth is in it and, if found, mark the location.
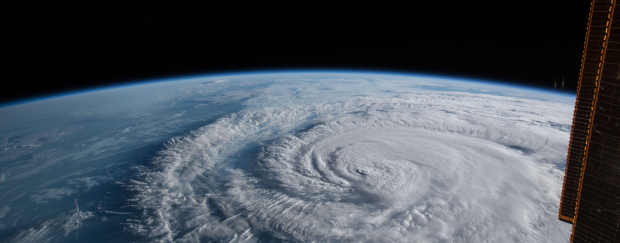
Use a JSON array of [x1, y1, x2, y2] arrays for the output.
[[0, 71, 575, 242]]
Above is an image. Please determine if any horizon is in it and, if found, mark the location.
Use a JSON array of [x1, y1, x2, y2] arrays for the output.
[[0, 70, 578, 109]]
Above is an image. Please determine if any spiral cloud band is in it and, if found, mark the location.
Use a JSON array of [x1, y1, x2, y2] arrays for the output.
[[130, 79, 573, 242]]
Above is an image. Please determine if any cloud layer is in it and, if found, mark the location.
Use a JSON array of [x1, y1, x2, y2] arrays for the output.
[[130, 91, 573, 242]]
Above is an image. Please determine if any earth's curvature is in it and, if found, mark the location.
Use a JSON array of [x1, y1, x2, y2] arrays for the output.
[[0, 71, 575, 242]]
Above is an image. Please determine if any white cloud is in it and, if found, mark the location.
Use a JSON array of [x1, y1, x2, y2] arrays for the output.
[[6, 200, 92, 242], [0, 205, 10, 218], [129, 91, 573, 242], [30, 188, 76, 204], [67, 175, 112, 192]]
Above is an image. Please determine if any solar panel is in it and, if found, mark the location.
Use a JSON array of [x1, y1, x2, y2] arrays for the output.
[[559, 0, 620, 242]]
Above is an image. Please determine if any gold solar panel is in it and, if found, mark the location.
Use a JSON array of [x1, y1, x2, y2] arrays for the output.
[[559, 0, 620, 242]]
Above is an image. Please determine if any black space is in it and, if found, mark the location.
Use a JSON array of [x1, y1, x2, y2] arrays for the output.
[[2, 2, 591, 105]]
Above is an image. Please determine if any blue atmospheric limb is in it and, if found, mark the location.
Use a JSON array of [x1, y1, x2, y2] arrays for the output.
[[1, 69, 573, 108]]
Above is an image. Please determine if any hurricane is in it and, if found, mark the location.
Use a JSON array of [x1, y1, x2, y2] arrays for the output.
[[0, 73, 574, 242], [127, 78, 573, 243]]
